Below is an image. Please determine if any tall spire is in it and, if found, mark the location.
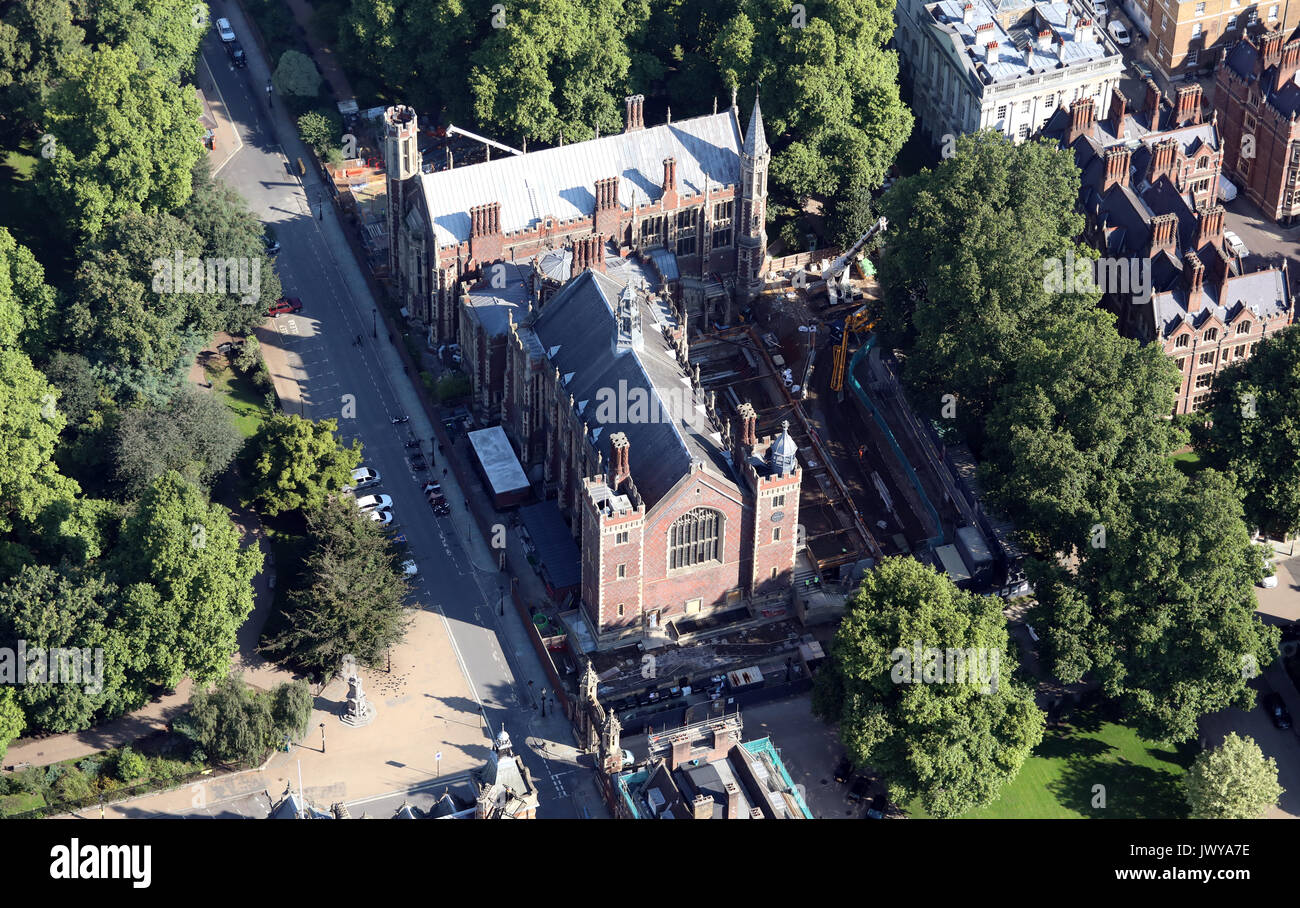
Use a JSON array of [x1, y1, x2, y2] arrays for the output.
[[743, 91, 768, 159]]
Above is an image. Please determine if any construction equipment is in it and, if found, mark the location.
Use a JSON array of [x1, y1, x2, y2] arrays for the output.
[[830, 305, 874, 392]]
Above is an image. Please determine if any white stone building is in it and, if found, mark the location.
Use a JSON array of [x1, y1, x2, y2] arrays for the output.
[[896, 0, 1126, 146]]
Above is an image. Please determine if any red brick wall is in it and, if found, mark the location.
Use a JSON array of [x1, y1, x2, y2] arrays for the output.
[[750, 471, 801, 597]]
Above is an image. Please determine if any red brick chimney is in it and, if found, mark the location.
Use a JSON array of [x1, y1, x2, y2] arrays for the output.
[[610, 432, 630, 486], [1108, 87, 1127, 135], [469, 201, 502, 263], [624, 94, 645, 132], [662, 157, 678, 209], [1066, 97, 1096, 144], [1261, 28, 1286, 69], [739, 401, 757, 446], [1174, 83, 1202, 127], [1147, 137, 1179, 183], [1143, 78, 1162, 125], [1196, 204, 1225, 249], [1276, 39, 1300, 92], [570, 238, 586, 279], [587, 235, 606, 273], [1102, 145, 1131, 192], [594, 176, 620, 239], [1204, 245, 1232, 300], [1147, 213, 1178, 256], [961, 1, 974, 23], [1184, 252, 1204, 313]]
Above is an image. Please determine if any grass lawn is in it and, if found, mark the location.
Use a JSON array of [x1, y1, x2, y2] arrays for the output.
[[1171, 449, 1203, 476], [908, 705, 1196, 818], [204, 358, 267, 439]]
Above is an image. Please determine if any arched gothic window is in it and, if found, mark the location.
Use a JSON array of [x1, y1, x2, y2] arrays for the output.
[[668, 508, 723, 570]]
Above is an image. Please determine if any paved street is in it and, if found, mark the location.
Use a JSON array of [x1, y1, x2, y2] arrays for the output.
[[178, 3, 606, 819]]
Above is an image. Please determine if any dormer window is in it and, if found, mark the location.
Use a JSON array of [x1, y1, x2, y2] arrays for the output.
[[1204, 327, 1219, 342], [1175, 333, 1190, 348]]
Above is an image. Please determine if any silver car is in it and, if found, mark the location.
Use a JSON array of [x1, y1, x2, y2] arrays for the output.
[[355, 493, 393, 513]]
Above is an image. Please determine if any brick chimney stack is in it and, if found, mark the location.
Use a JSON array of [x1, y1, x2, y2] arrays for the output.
[[610, 432, 630, 486], [1102, 145, 1131, 192], [739, 401, 757, 446], [984, 40, 999, 64], [1067, 96, 1096, 144], [692, 793, 714, 820], [1205, 245, 1233, 301], [1037, 28, 1053, 50], [1148, 213, 1178, 256], [1174, 83, 1203, 127], [1147, 137, 1179, 183], [1108, 87, 1127, 135], [570, 238, 586, 279], [1276, 40, 1300, 92], [961, 1, 974, 22], [469, 201, 502, 263], [1143, 78, 1162, 125], [1262, 28, 1286, 69], [662, 157, 678, 209], [1184, 252, 1205, 313], [624, 94, 645, 132], [1196, 204, 1225, 249]]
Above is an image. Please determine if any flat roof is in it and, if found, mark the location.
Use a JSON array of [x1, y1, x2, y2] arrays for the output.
[[934, 544, 972, 582], [467, 426, 530, 498]]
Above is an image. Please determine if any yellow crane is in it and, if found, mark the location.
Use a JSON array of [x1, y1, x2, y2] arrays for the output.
[[830, 305, 874, 392]]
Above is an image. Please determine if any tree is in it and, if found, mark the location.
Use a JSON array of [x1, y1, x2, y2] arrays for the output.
[[272, 49, 322, 98], [813, 556, 1044, 817], [269, 679, 313, 742], [0, 226, 58, 356], [262, 498, 410, 675], [0, 564, 148, 733], [1196, 325, 1300, 538], [1033, 467, 1277, 743], [0, 687, 25, 762], [297, 110, 337, 156], [0, 346, 79, 533], [876, 133, 1090, 446], [112, 385, 243, 497], [87, 0, 206, 81], [979, 309, 1180, 555], [111, 471, 263, 687], [0, 0, 86, 123], [176, 674, 274, 765], [40, 43, 203, 241], [244, 414, 362, 516], [1186, 733, 1284, 819]]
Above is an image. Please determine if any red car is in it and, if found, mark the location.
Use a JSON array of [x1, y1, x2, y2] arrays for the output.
[[268, 297, 303, 317]]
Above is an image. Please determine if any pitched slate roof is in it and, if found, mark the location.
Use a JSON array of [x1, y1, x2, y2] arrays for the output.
[[419, 111, 744, 248], [529, 269, 729, 507]]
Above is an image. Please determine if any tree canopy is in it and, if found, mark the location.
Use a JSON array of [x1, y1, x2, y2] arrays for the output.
[[244, 414, 362, 516], [1185, 732, 1285, 819]]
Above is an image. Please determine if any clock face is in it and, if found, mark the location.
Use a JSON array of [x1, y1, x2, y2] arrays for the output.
[[771, 510, 785, 522]]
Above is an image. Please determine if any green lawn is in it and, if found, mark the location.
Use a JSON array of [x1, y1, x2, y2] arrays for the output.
[[908, 706, 1196, 818], [205, 359, 267, 439], [1171, 449, 1203, 476]]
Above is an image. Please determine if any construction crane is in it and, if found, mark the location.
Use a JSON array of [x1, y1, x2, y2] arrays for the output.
[[827, 216, 887, 393], [830, 305, 874, 392]]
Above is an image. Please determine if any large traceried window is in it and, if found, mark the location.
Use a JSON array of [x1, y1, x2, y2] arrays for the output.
[[668, 507, 722, 570]]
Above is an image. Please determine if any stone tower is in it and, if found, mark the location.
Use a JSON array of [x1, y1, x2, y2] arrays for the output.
[[737, 92, 770, 305], [384, 105, 422, 305]]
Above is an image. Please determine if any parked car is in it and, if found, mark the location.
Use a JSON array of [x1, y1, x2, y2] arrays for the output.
[[355, 493, 393, 513], [1262, 692, 1293, 729], [847, 776, 870, 804], [215, 17, 236, 42], [865, 794, 887, 819], [225, 38, 246, 67], [268, 297, 302, 317], [1107, 20, 1131, 46], [833, 756, 853, 784], [369, 508, 394, 527], [1224, 230, 1249, 258], [1130, 61, 1154, 82], [343, 466, 381, 493]]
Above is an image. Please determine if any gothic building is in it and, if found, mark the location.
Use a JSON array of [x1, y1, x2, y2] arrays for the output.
[[383, 92, 770, 344]]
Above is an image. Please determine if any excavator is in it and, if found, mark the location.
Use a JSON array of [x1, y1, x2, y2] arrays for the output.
[[827, 216, 887, 393]]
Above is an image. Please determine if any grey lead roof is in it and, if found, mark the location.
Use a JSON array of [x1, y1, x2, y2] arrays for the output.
[[419, 111, 744, 247], [530, 269, 730, 508]]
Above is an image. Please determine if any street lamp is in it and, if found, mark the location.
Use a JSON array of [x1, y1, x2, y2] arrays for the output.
[[320, 722, 326, 754], [372, 308, 377, 339], [540, 689, 548, 717], [499, 587, 505, 616]]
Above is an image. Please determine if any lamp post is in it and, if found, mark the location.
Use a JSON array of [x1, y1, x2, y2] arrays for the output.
[[319, 723, 326, 754]]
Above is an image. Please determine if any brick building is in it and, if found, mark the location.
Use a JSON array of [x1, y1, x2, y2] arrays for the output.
[[1215, 24, 1300, 223], [383, 93, 770, 347], [497, 265, 802, 639], [1046, 83, 1293, 413], [1144, 0, 1297, 80]]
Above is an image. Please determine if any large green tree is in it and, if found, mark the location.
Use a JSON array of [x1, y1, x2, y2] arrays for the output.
[[39, 43, 202, 241], [111, 385, 243, 498], [87, 0, 206, 81], [263, 498, 410, 675], [244, 414, 362, 516], [0, 226, 58, 356], [110, 471, 262, 687], [0, 0, 86, 123], [1185, 732, 1284, 819], [1196, 325, 1300, 538], [1032, 467, 1276, 743], [0, 686, 24, 761], [813, 556, 1044, 817], [0, 346, 79, 533], [876, 133, 1090, 446]]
